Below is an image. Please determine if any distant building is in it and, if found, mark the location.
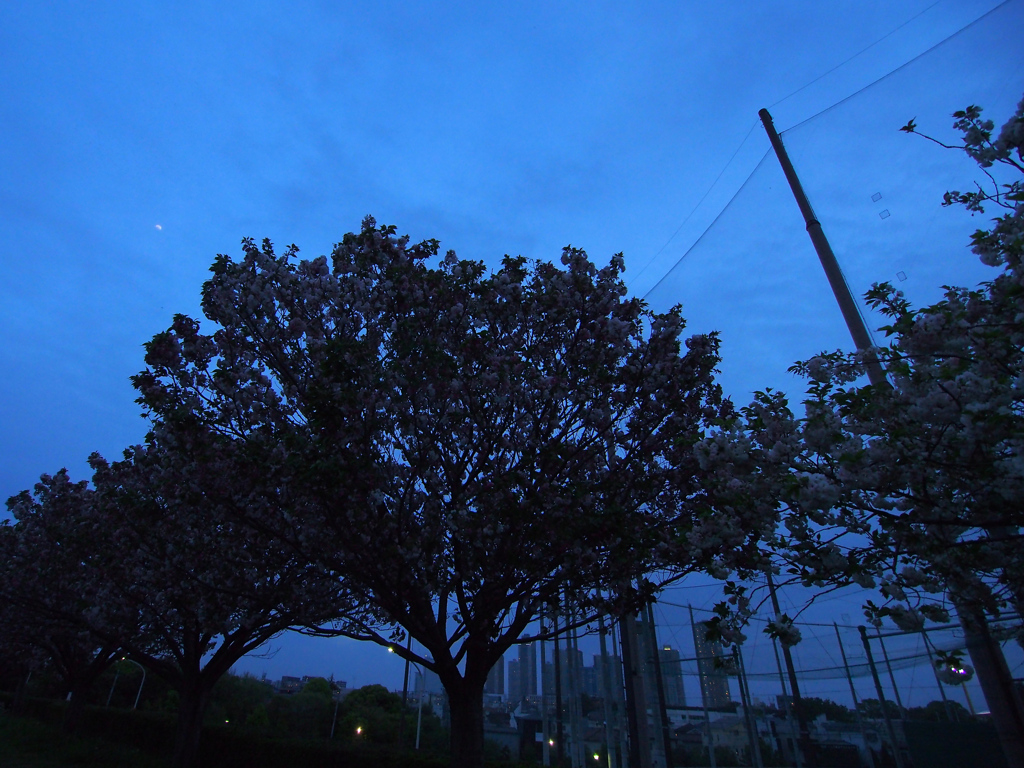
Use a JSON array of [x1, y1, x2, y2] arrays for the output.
[[421, 668, 445, 694], [508, 642, 538, 703], [485, 653, 505, 696], [659, 646, 686, 707], [521, 643, 538, 697], [542, 647, 584, 699], [508, 658, 521, 703], [693, 628, 732, 710], [587, 652, 624, 701], [277, 675, 303, 694]]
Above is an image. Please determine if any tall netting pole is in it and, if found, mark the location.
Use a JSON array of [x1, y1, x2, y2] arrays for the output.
[[859, 626, 906, 768], [834, 623, 876, 768], [758, 107, 886, 387]]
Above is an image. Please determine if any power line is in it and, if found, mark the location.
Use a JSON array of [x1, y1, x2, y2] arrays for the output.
[[633, 0, 950, 296], [642, 149, 772, 301], [638, 0, 1017, 303], [767, 0, 944, 111], [782, 0, 1016, 135], [628, 119, 761, 289]]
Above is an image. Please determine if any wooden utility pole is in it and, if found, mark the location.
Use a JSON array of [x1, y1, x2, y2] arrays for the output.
[[761, 105, 1024, 768], [758, 108, 886, 387], [833, 624, 875, 768]]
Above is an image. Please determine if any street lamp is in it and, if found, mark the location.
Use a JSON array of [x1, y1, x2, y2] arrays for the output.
[[330, 686, 342, 739], [402, 657, 428, 750], [121, 657, 147, 710], [415, 665, 425, 750], [392, 638, 428, 751], [105, 657, 146, 710]]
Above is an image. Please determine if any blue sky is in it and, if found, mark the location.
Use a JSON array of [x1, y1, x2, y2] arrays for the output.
[[2, 1, 1022, 701]]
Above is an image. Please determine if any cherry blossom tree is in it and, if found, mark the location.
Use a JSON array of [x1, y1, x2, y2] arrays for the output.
[[6, 424, 356, 768], [3, 472, 126, 732], [697, 95, 1024, 767], [134, 222, 772, 767], [84, 425, 357, 768]]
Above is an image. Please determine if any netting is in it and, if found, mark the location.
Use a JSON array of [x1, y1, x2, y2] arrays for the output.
[[641, 0, 1024, 403], [650, 597, 1020, 715]]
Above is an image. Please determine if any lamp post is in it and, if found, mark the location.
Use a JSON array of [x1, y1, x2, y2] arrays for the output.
[[122, 657, 147, 710], [392, 639, 428, 750], [415, 664, 425, 750], [330, 688, 342, 739], [107, 657, 146, 710], [105, 667, 120, 707]]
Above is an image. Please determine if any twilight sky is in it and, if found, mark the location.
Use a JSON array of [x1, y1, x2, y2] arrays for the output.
[[2, 1, 1022, 702]]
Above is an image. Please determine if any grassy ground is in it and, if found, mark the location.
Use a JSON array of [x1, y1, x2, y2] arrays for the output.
[[0, 714, 169, 768], [0, 705, 528, 768]]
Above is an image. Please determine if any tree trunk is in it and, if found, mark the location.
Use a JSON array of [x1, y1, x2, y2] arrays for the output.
[[958, 605, 1024, 768], [172, 680, 213, 768], [446, 674, 487, 768], [62, 653, 118, 735]]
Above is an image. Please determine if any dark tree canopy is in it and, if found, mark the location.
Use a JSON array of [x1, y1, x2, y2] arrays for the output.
[[135, 220, 771, 767], [4, 425, 356, 768], [2, 472, 127, 731]]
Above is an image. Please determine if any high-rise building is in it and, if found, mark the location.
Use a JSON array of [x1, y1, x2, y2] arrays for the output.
[[508, 642, 538, 703], [586, 653, 624, 701], [421, 667, 445, 694], [485, 653, 505, 696], [518, 642, 537, 698], [692, 627, 732, 710], [507, 658, 521, 702], [658, 645, 686, 707], [541, 647, 584, 698], [630, 613, 685, 709]]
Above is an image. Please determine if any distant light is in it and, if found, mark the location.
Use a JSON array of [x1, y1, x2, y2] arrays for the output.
[[154, 224, 163, 230], [388, 647, 394, 653], [879, 209, 891, 219], [594, 753, 601, 761], [549, 739, 555, 746], [356, 726, 363, 735]]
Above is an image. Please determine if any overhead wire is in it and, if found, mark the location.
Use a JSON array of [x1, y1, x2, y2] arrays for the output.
[[628, 119, 761, 290], [782, 0, 1015, 135], [633, 1, 949, 294], [639, 0, 1017, 303], [766, 0, 944, 111], [642, 149, 772, 301]]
